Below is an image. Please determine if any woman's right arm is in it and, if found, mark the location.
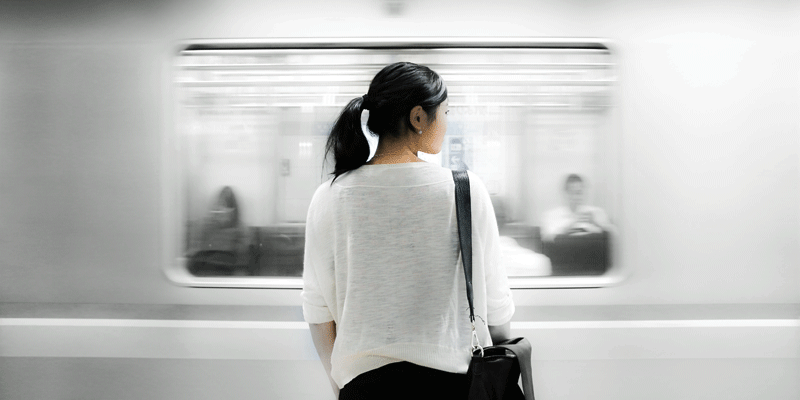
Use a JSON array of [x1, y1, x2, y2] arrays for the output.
[[302, 185, 339, 398]]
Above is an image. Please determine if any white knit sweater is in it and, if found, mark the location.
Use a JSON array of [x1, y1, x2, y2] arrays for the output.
[[301, 162, 515, 389]]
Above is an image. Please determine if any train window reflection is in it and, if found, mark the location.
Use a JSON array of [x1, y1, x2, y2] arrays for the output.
[[172, 40, 619, 287]]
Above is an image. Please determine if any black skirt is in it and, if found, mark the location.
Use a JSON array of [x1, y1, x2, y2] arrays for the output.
[[339, 361, 468, 400]]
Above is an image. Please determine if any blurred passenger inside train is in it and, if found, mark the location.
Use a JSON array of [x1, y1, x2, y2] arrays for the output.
[[539, 174, 614, 275], [302, 62, 515, 400], [186, 186, 254, 276], [541, 174, 614, 242]]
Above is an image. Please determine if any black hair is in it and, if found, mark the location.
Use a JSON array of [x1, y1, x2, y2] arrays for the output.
[[564, 174, 584, 191], [324, 62, 448, 185]]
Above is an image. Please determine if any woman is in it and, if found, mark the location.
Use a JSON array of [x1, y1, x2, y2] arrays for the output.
[[187, 186, 252, 276], [301, 62, 515, 400]]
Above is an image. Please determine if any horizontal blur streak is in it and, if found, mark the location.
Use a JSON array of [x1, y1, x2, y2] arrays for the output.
[[175, 43, 615, 283]]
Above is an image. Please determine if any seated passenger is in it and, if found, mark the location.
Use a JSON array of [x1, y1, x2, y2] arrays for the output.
[[186, 186, 253, 276], [541, 174, 614, 242]]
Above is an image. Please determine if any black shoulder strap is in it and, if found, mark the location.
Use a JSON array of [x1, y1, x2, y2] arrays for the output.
[[452, 170, 475, 323]]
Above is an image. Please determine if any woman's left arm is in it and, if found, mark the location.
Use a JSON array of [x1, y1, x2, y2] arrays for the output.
[[309, 321, 339, 399]]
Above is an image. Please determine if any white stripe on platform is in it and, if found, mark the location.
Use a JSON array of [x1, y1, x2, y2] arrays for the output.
[[0, 318, 308, 329], [1, 318, 797, 329], [512, 319, 800, 329]]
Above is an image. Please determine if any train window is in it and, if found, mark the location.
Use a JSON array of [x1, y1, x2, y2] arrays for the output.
[[164, 39, 621, 288]]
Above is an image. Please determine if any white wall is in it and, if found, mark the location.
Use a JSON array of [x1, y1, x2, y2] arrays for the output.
[[0, 0, 797, 306]]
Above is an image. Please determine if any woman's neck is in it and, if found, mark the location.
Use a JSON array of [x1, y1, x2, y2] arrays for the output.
[[366, 154, 425, 165], [365, 139, 424, 165]]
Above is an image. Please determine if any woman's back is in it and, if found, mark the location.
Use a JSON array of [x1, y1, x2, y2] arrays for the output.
[[302, 162, 515, 389]]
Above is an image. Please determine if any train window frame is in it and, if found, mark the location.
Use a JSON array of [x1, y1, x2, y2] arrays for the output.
[[161, 37, 626, 289]]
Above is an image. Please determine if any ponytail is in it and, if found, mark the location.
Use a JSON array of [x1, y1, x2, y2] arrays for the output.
[[324, 96, 371, 185]]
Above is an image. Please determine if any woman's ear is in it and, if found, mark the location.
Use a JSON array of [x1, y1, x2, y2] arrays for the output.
[[409, 105, 426, 132]]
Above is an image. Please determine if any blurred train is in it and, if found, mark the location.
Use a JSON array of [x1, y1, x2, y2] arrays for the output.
[[1, 1, 798, 399]]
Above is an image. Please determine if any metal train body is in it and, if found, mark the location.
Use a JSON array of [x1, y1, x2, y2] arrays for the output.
[[0, 1, 798, 399]]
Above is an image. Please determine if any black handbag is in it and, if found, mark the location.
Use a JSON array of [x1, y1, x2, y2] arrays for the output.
[[452, 170, 536, 400]]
